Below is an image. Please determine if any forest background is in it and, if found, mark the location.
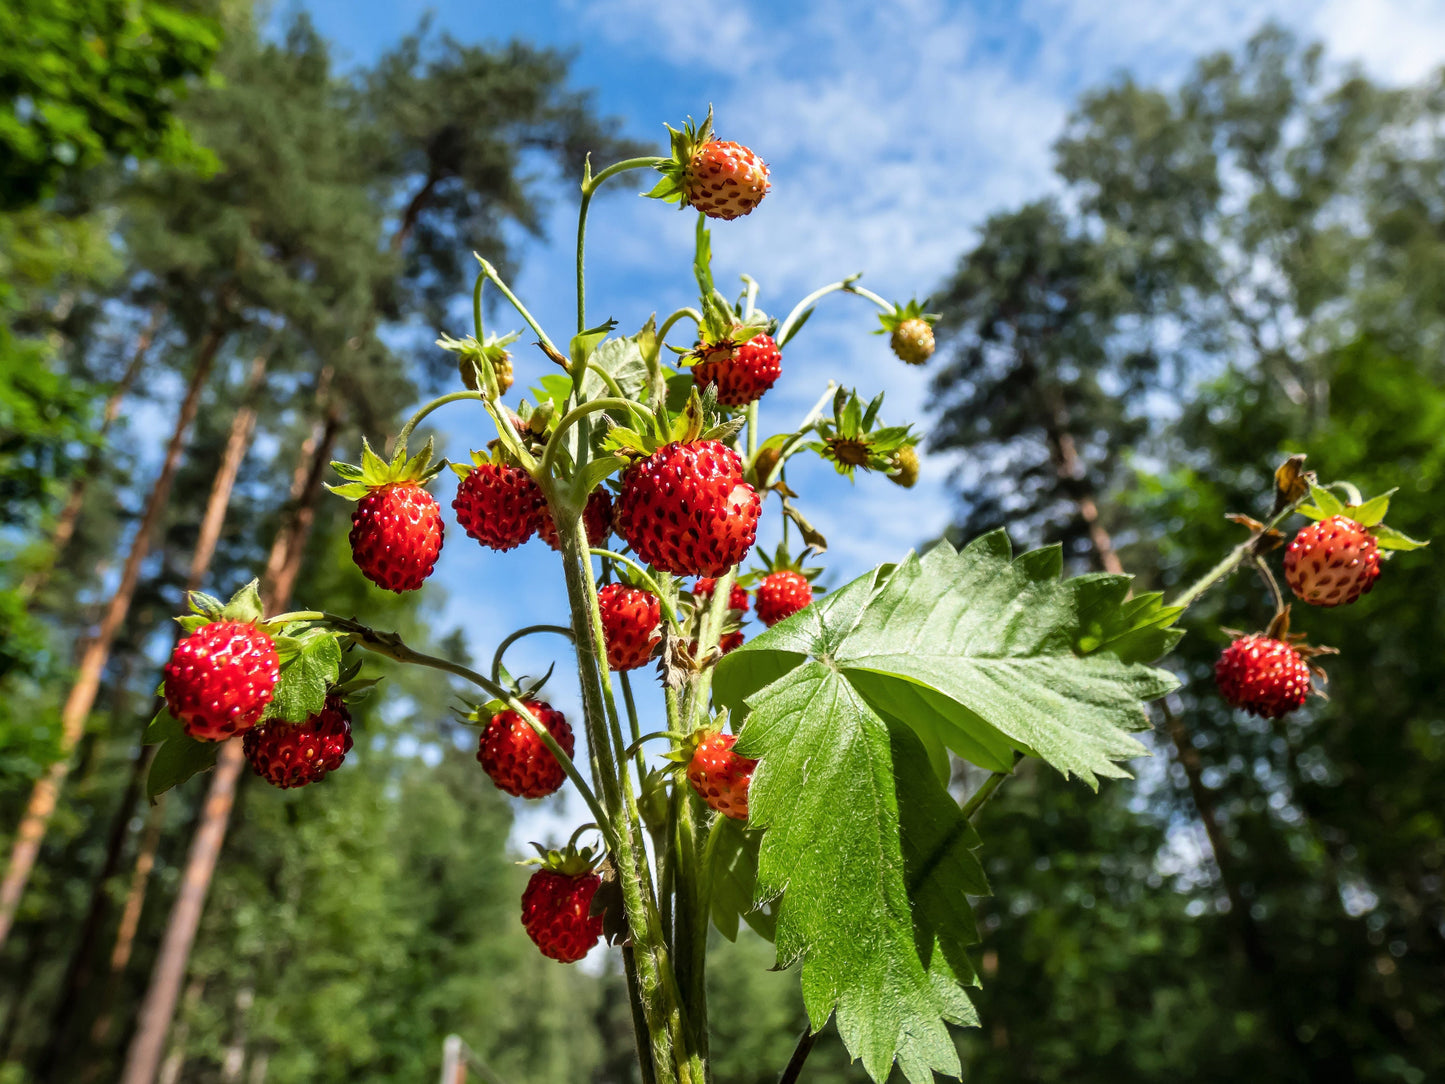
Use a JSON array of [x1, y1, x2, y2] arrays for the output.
[[1, 0, 1443, 1081]]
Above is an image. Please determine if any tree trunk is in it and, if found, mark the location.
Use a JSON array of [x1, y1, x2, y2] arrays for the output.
[[391, 171, 440, 251], [118, 410, 340, 1084], [0, 323, 225, 947], [1044, 413, 1124, 575], [35, 347, 272, 1075], [19, 306, 164, 602]]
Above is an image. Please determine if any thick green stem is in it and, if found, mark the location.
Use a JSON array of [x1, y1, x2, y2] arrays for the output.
[[552, 507, 701, 1084], [539, 397, 648, 479]]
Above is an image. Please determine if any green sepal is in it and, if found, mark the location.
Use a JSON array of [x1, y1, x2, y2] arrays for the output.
[[1374, 524, 1430, 551], [326, 436, 445, 502], [188, 591, 224, 619], [219, 580, 265, 624], [1300, 483, 1346, 519], [569, 319, 619, 392], [874, 298, 941, 334], [646, 106, 715, 206], [1350, 489, 1396, 528]]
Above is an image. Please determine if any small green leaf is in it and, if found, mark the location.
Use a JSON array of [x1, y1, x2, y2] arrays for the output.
[[1309, 484, 1345, 517], [778, 306, 814, 347], [569, 320, 619, 389], [147, 729, 220, 797], [1373, 524, 1430, 551], [175, 615, 208, 633], [324, 481, 372, 501], [264, 633, 342, 723], [145, 706, 183, 744], [1351, 489, 1396, 528], [330, 461, 366, 481]]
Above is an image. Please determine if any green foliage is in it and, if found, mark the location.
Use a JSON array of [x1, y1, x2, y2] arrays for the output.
[[712, 533, 1176, 1081], [0, 0, 220, 210]]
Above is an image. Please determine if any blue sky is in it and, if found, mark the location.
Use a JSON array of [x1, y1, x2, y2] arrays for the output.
[[284, 0, 1445, 842]]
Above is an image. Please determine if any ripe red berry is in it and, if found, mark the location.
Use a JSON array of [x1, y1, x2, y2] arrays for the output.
[[615, 441, 760, 577], [718, 630, 745, 655], [521, 868, 604, 963], [164, 621, 280, 741], [477, 700, 574, 798], [1214, 634, 1312, 719], [243, 694, 353, 788], [755, 571, 814, 627], [1283, 515, 1382, 607], [686, 732, 758, 821], [537, 489, 613, 552], [693, 576, 750, 613], [348, 482, 444, 592], [685, 140, 770, 220], [452, 462, 545, 551], [691, 334, 782, 405], [597, 583, 661, 671]]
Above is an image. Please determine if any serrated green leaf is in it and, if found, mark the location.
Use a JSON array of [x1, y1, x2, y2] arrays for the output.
[[1374, 524, 1430, 551], [1351, 489, 1396, 527], [1309, 483, 1345, 517], [264, 634, 342, 723], [733, 668, 984, 1083], [709, 530, 1179, 1082], [147, 729, 220, 797]]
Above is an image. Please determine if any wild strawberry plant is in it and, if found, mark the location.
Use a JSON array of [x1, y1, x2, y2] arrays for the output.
[[144, 114, 1427, 1083]]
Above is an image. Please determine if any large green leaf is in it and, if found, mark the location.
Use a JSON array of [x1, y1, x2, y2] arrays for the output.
[[711, 530, 1178, 1083]]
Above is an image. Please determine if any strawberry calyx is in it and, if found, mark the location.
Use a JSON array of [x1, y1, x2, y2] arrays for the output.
[[600, 384, 744, 462], [874, 298, 940, 335], [1295, 483, 1428, 552], [437, 329, 522, 396], [326, 436, 446, 502], [522, 829, 606, 878], [806, 388, 916, 479], [646, 106, 721, 208]]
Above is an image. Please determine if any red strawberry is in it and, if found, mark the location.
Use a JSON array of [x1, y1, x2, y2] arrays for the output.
[[755, 571, 814, 627], [597, 583, 661, 671], [686, 732, 757, 821], [1214, 634, 1311, 719], [537, 489, 613, 552], [243, 694, 353, 788], [718, 630, 745, 655], [1283, 515, 1382, 607], [521, 868, 604, 963], [692, 577, 750, 614], [685, 140, 770, 220], [453, 461, 545, 551], [349, 482, 444, 592], [164, 621, 280, 741], [477, 700, 574, 798], [691, 334, 782, 406], [615, 440, 760, 577]]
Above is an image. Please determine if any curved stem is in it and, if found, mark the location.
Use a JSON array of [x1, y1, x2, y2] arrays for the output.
[[474, 256, 561, 358], [590, 549, 681, 628], [394, 391, 487, 452], [325, 614, 613, 844], [539, 397, 648, 480], [490, 624, 575, 684], [775, 275, 863, 347], [1252, 555, 1287, 616], [587, 359, 628, 398], [845, 282, 896, 313], [960, 758, 1019, 820], [1169, 497, 1305, 611], [472, 271, 486, 341], [740, 275, 759, 321], [577, 156, 669, 332], [746, 401, 759, 464], [755, 383, 838, 489]]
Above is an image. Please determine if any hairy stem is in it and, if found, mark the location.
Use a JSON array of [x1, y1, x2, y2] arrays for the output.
[[393, 390, 487, 452], [489, 624, 575, 684], [1169, 498, 1303, 610]]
